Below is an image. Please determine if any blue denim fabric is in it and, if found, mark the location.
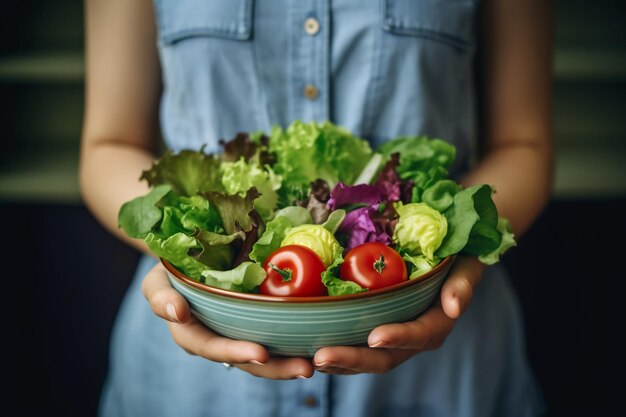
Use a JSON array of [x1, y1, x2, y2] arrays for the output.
[[100, 1, 545, 416]]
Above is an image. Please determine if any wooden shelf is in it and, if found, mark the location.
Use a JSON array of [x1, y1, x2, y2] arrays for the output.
[[553, 48, 626, 81], [0, 52, 84, 83], [553, 141, 626, 198], [0, 142, 624, 204], [0, 149, 80, 203], [0, 47, 624, 85]]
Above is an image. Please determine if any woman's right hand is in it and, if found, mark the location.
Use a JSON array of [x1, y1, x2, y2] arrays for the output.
[[141, 263, 314, 380]]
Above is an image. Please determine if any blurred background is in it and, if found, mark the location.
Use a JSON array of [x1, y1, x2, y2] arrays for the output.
[[1, 1, 624, 416]]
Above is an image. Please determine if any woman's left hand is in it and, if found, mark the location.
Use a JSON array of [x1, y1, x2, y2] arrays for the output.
[[313, 256, 484, 374]]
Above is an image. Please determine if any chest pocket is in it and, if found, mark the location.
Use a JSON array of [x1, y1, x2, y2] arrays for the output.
[[154, 0, 254, 44], [382, 0, 476, 51]]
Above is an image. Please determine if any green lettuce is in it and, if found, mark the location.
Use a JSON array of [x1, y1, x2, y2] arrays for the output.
[[249, 206, 313, 265], [421, 180, 461, 212], [270, 120, 373, 204], [220, 158, 282, 220], [402, 252, 440, 279], [201, 262, 266, 292], [320, 255, 367, 296], [281, 224, 343, 266], [436, 184, 502, 258], [478, 218, 517, 265], [145, 232, 207, 280], [393, 202, 448, 261], [118, 184, 172, 239], [140, 147, 223, 196], [379, 136, 455, 200]]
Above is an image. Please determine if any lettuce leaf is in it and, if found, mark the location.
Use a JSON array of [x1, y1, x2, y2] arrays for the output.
[[145, 232, 207, 280], [248, 206, 313, 265], [140, 148, 223, 197], [478, 218, 517, 265], [393, 202, 448, 261], [220, 158, 282, 220], [118, 184, 171, 239], [402, 252, 439, 279], [421, 180, 461, 212], [270, 120, 373, 204], [436, 184, 502, 258], [282, 224, 343, 266], [321, 255, 367, 296], [379, 136, 455, 200], [201, 262, 266, 292]]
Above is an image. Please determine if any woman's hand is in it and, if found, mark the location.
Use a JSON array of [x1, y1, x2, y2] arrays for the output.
[[142, 257, 482, 378], [141, 263, 315, 379], [312, 256, 484, 374]]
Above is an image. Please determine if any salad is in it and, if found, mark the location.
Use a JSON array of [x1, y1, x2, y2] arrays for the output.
[[118, 120, 516, 296]]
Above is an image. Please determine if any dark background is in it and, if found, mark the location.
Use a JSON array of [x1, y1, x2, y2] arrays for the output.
[[1, 1, 625, 416]]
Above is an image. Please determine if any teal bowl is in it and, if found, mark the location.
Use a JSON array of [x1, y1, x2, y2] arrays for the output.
[[163, 256, 455, 357]]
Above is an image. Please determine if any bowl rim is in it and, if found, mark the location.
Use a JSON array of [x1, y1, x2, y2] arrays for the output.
[[162, 254, 456, 304]]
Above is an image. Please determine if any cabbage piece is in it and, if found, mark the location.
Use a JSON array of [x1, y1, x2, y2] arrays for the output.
[[327, 182, 383, 211], [281, 224, 343, 266], [337, 206, 391, 250], [393, 202, 448, 261]]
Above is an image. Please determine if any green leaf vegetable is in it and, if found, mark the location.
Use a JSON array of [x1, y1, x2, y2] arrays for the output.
[[269, 120, 373, 205], [393, 202, 448, 261], [281, 224, 343, 267], [117, 120, 516, 295]]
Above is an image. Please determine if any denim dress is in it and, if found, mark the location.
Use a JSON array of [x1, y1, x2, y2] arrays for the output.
[[100, 1, 545, 416]]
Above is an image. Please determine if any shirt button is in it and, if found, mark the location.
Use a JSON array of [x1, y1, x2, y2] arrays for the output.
[[304, 17, 320, 36], [302, 395, 318, 407], [304, 84, 319, 101]]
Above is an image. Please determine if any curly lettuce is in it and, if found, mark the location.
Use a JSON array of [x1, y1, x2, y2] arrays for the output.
[[270, 120, 373, 204]]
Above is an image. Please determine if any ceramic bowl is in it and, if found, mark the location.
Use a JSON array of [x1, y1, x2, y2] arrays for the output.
[[163, 255, 455, 357]]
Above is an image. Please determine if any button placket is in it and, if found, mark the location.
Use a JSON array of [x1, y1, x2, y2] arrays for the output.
[[289, 0, 329, 122]]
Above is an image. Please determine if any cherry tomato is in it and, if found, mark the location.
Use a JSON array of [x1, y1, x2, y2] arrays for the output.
[[339, 242, 408, 290], [260, 245, 328, 297]]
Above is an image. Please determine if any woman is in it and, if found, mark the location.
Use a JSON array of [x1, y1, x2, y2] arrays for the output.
[[80, 0, 552, 415]]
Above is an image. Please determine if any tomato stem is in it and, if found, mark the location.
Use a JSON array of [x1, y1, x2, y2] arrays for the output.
[[373, 254, 386, 275], [268, 262, 293, 282]]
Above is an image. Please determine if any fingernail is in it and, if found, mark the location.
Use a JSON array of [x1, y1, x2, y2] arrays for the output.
[[369, 340, 389, 348], [249, 360, 265, 366], [296, 375, 310, 379], [314, 361, 336, 369], [166, 303, 179, 322]]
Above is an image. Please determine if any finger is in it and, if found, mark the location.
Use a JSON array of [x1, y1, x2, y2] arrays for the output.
[[313, 346, 414, 374], [236, 356, 315, 380], [367, 300, 456, 350], [167, 318, 269, 365], [141, 263, 191, 323], [440, 256, 484, 319]]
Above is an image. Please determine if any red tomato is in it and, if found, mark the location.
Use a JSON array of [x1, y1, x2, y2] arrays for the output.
[[260, 245, 328, 297], [339, 242, 408, 290]]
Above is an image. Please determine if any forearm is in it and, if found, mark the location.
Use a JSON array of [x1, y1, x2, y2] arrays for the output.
[[462, 141, 553, 238], [469, 0, 553, 239], [81, 0, 161, 255], [80, 142, 156, 254]]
